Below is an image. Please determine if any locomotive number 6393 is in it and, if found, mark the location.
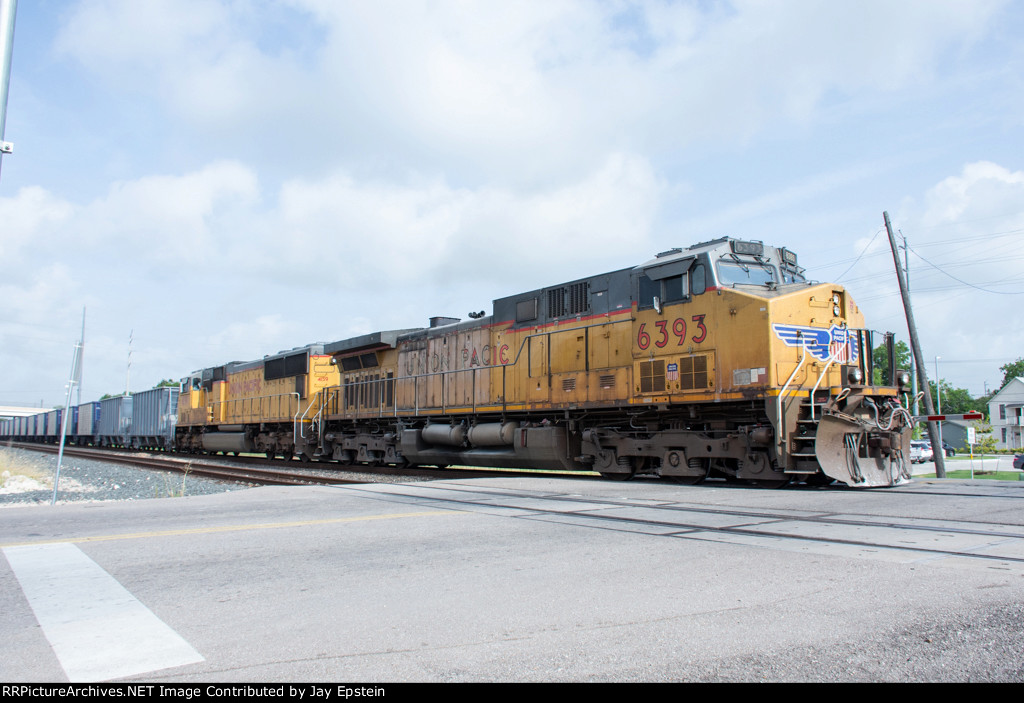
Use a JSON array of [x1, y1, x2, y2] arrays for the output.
[[637, 315, 708, 350]]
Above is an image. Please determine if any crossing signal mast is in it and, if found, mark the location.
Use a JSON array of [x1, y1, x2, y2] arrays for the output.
[[0, 0, 17, 180]]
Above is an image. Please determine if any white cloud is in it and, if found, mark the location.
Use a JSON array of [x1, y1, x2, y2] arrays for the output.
[[78, 161, 259, 263], [199, 314, 301, 362], [0, 186, 75, 260], [268, 151, 663, 292], [922, 161, 1024, 225], [51, 1, 1008, 181], [0, 162, 258, 272]]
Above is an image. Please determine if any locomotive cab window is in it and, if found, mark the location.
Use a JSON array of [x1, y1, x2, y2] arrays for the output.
[[691, 264, 707, 295], [662, 273, 687, 303], [637, 272, 690, 308], [638, 275, 659, 308]]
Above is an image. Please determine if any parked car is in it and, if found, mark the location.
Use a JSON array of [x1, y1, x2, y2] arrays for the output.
[[1014, 454, 1024, 470], [910, 440, 934, 463]]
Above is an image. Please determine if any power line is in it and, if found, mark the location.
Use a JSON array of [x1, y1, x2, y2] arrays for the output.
[[848, 267, 1022, 292], [835, 227, 883, 282], [806, 222, 1024, 271], [908, 245, 1024, 295]]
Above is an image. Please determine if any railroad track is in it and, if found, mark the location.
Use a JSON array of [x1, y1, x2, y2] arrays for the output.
[[6, 442, 365, 487], [4, 441, 589, 486], [351, 481, 1024, 571]]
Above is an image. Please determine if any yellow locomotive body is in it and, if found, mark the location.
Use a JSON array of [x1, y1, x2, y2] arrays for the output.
[[177, 238, 911, 487], [177, 345, 339, 459]]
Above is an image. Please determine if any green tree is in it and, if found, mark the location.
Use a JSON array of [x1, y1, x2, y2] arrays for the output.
[[973, 420, 997, 455], [999, 357, 1024, 389], [872, 340, 912, 385], [928, 380, 977, 416], [156, 379, 178, 388]]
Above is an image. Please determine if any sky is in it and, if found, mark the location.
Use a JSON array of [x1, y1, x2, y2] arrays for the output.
[[1, 0, 1021, 408]]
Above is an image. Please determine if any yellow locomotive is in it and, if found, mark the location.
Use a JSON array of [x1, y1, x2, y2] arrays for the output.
[[177, 237, 912, 487]]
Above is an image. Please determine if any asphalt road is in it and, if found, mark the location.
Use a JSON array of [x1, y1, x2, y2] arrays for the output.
[[2, 476, 1023, 683]]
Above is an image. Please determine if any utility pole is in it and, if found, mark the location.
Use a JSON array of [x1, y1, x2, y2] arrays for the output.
[[884, 211, 946, 477], [899, 229, 919, 416], [935, 355, 943, 452]]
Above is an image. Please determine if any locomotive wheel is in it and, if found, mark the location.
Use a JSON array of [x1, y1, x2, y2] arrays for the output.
[[752, 478, 791, 489], [598, 453, 638, 481], [282, 450, 294, 462], [665, 457, 710, 485], [665, 473, 706, 485], [804, 472, 835, 486], [265, 451, 275, 460]]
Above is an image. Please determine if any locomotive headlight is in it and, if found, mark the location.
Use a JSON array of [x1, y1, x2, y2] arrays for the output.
[[896, 370, 911, 387], [833, 305, 841, 317], [831, 293, 840, 304], [846, 366, 864, 385]]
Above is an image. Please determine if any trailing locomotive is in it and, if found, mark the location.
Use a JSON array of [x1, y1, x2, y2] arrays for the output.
[[172, 237, 913, 487]]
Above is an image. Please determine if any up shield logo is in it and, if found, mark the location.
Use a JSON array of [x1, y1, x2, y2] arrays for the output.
[[772, 324, 859, 364]]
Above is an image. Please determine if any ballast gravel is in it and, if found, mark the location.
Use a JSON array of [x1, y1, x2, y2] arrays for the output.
[[0, 445, 424, 508], [0, 445, 249, 507]]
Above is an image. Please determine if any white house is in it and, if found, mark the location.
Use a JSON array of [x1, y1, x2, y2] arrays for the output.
[[988, 377, 1024, 450]]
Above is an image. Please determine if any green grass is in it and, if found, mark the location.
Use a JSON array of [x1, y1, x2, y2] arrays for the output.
[[919, 469, 1022, 481]]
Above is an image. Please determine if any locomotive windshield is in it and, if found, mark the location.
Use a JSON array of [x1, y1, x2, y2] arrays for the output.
[[716, 260, 776, 286], [780, 266, 806, 284]]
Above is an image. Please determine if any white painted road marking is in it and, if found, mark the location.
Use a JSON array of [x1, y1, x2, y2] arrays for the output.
[[3, 542, 204, 682]]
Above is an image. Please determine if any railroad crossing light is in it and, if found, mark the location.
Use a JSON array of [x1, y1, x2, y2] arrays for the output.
[[0, 141, 12, 154]]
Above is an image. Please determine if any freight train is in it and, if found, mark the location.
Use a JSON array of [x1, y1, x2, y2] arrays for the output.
[[2, 237, 914, 487]]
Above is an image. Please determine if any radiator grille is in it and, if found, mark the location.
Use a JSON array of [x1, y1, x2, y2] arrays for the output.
[[639, 360, 666, 393], [678, 355, 709, 390]]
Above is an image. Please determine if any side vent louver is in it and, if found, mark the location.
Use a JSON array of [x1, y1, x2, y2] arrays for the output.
[[547, 281, 591, 318]]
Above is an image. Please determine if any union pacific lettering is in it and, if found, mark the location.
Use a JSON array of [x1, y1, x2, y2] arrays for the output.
[[229, 378, 263, 396], [458, 344, 511, 367], [404, 344, 511, 376]]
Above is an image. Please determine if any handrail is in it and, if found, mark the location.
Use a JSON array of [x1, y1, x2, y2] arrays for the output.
[[776, 336, 808, 458], [297, 390, 322, 444], [809, 345, 845, 421], [319, 317, 636, 421], [209, 391, 301, 425]]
